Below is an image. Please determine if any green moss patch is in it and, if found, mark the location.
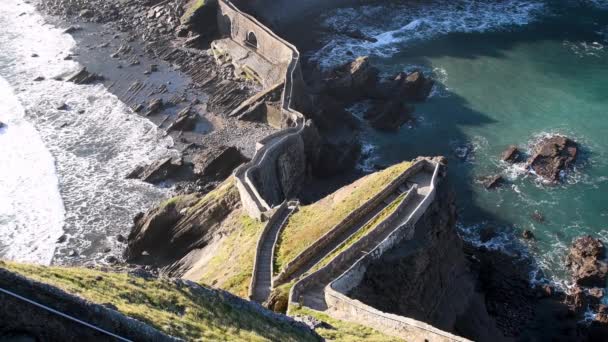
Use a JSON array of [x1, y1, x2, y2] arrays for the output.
[[274, 161, 412, 273], [1, 261, 317, 341], [198, 213, 265, 297]]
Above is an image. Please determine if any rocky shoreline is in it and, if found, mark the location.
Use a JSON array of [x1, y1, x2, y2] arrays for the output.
[[26, 0, 608, 340]]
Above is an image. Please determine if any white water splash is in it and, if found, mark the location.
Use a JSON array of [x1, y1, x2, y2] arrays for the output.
[[312, 0, 546, 68], [0, 76, 65, 264]]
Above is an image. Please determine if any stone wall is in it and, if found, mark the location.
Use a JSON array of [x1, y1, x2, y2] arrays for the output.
[[219, 0, 313, 220], [274, 161, 427, 285]]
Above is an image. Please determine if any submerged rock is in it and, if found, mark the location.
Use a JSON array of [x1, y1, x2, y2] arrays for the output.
[[526, 135, 578, 183], [480, 174, 504, 189], [522, 230, 535, 240], [566, 236, 608, 287]]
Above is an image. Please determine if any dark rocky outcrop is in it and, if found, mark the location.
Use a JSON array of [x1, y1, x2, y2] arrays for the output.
[[366, 100, 414, 131], [500, 145, 521, 163], [522, 230, 535, 240], [526, 135, 578, 183], [313, 137, 361, 177], [323, 56, 379, 101], [124, 181, 240, 263], [566, 236, 608, 287], [373, 70, 434, 102], [0, 121, 5, 129], [167, 106, 198, 132], [66, 67, 103, 84], [126, 157, 183, 184], [191, 146, 248, 180]]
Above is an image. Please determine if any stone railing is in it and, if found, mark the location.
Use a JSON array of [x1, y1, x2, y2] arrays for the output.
[[321, 163, 471, 341], [219, 0, 309, 221], [274, 161, 426, 285]]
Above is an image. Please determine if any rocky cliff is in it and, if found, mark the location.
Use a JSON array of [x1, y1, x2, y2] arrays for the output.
[[348, 183, 505, 341]]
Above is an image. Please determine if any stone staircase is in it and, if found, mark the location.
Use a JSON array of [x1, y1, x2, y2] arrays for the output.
[[251, 203, 296, 303]]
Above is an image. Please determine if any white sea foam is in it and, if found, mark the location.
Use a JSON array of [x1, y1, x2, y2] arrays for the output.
[[312, 0, 546, 68], [0, 0, 176, 264], [0, 76, 65, 264]]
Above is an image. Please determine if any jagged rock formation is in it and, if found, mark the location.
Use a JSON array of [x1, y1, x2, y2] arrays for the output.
[[125, 180, 240, 264], [567, 236, 608, 288], [526, 135, 578, 182]]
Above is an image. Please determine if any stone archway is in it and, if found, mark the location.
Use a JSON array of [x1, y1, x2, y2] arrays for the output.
[[246, 31, 258, 49]]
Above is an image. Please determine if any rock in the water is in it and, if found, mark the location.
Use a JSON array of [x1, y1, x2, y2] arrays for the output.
[[522, 230, 535, 240], [0, 121, 5, 129], [167, 106, 198, 132], [56, 103, 68, 111], [366, 100, 414, 131], [324, 56, 379, 101], [566, 236, 608, 287], [531, 210, 545, 223], [341, 29, 377, 43], [192, 146, 247, 180], [33, 76, 45, 82], [526, 135, 578, 183], [397, 70, 435, 102], [501, 145, 521, 163], [56, 234, 67, 243], [126, 157, 183, 184], [66, 67, 103, 85], [481, 174, 504, 189]]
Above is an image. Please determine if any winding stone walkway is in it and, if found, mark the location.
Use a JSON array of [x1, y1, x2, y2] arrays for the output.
[[251, 204, 296, 303], [298, 168, 434, 311]]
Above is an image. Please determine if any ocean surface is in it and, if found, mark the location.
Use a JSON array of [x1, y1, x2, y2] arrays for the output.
[[298, 0, 608, 292], [0, 0, 176, 265]]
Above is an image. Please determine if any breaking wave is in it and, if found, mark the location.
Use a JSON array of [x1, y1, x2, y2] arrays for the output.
[[312, 0, 546, 67]]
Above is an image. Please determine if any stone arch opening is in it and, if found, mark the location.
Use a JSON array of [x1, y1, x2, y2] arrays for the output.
[[246, 31, 258, 50]]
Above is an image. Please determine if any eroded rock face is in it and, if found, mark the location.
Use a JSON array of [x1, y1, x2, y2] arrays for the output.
[[124, 181, 240, 263], [324, 56, 379, 101], [192, 146, 247, 180], [566, 236, 608, 287], [126, 156, 183, 184], [65, 67, 104, 85], [526, 135, 578, 183]]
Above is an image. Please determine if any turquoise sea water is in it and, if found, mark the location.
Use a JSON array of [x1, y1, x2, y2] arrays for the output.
[[301, 0, 608, 289]]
